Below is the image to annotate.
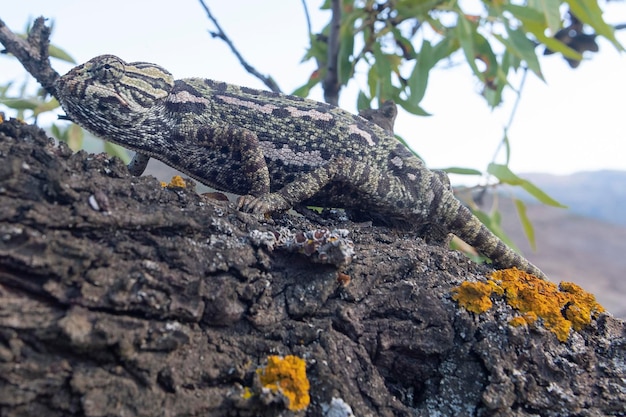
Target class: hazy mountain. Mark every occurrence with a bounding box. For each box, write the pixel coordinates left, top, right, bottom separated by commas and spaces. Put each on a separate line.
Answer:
513, 170, 626, 226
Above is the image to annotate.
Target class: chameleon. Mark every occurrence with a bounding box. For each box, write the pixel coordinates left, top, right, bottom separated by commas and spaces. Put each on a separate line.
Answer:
54, 54, 547, 279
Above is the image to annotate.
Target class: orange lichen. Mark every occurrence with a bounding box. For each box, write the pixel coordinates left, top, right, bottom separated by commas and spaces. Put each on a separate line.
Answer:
161, 175, 187, 188
257, 355, 310, 411
168, 175, 186, 188
452, 281, 494, 313
452, 268, 604, 342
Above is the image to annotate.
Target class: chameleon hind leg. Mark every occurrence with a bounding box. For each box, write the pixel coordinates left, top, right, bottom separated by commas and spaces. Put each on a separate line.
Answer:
237, 156, 412, 216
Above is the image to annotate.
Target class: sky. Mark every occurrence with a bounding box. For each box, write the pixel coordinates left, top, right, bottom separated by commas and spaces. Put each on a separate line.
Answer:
1, 0, 625, 183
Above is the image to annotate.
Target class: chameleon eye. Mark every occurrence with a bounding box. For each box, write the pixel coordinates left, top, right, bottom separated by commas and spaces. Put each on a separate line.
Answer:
91, 55, 125, 82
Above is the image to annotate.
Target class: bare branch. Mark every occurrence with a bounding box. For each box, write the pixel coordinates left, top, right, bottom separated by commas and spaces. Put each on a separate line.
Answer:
322, 0, 342, 106
197, 0, 282, 93
0, 17, 60, 96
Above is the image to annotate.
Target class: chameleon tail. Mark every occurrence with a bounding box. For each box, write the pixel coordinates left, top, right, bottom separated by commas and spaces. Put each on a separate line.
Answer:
439, 193, 548, 280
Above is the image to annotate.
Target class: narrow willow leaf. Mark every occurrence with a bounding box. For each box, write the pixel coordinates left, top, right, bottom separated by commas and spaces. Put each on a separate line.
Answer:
566, 0, 624, 50
48, 45, 76, 64
487, 163, 522, 185
408, 40, 433, 106
505, 4, 546, 25
292, 71, 321, 97
487, 163, 567, 208
66, 123, 84, 151
337, 24, 355, 85
519, 181, 567, 208
50, 124, 63, 141
456, 15, 481, 79
0, 97, 40, 111
504, 27, 544, 80
431, 36, 459, 64
520, 18, 582, 60
33, 97, 60, 116
356, 91, 370, 111
442, 167, 482, 176
527, 0, 561, 35
396, 97, 430, 116
514, 198, 536, 250
104, 141, 131, 164
471, 208, 521, 253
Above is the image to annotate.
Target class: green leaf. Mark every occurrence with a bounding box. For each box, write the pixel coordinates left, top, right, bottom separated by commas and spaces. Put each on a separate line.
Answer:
566, 0, 624, 51
471, 207, 521, 253
441, 167, 482, 176
396, 97, 430, 116
371, 45, 394, 100
389, 25, 417, 60
66, 123, 84, 151
33, 97, 60, 116
504, 4, 546, 25
503, 26, 544, 80
50, 123, 64, 141
456, 14, 482, 80
337, 18, 356, 85
408, 40, 433, 106
0, 97, 40, 111
394, 133, 423, 160
292, 71, 322, 97
502, 132, 511, 165
48, 44, 76, 64
487, 163, 567, 207
527, 0, 561, 35
356, 90, 370, 111
395, 0, 447, 18
431, 36, 459, 64
104, 141, 131, 163
518, 17, 582, 60
514, 198, 536, 250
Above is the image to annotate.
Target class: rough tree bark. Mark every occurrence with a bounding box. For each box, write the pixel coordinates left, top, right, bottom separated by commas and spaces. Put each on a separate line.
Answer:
0, 16, 625, 417
0, 118, 625, 417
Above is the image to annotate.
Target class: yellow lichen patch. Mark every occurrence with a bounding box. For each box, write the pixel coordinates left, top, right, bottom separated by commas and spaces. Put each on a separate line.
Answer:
257, 355, 310, 411
559, 281, 605, 331
452, 281, 494, 314
452, 268, 605, 342
168, 175, 186, 188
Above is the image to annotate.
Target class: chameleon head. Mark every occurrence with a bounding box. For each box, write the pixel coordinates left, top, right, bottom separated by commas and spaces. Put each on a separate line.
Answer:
55, 55, 175, 135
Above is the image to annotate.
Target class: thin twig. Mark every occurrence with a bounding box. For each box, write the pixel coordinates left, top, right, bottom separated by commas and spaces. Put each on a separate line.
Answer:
197, 0, 282, 93
301, 0, 313, 36
490, 67, 529, 166
0, 17, 59, 96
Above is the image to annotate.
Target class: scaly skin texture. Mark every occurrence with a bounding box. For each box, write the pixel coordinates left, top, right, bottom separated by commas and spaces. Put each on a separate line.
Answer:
55, 55, 547, 279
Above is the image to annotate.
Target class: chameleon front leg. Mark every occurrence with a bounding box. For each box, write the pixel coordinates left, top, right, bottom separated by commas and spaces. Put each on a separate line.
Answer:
194, 124, 272, 196
237, 163, 339, 214
127, 152, 151, 176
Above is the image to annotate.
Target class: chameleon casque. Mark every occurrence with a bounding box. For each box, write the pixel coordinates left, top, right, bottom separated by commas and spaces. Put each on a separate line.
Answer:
55, 55, 547, 279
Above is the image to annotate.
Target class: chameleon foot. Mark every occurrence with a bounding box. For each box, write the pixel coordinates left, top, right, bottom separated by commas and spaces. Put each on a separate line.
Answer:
237, 193, 290, 215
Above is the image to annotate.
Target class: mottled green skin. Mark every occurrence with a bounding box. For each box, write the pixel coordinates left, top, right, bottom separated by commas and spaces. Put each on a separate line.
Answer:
55, 55, 547, 279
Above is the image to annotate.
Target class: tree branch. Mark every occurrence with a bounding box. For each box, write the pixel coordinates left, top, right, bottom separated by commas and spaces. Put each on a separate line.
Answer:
0, 17, 59, 97
197, 0, 282, 93
322, 0, 342, 106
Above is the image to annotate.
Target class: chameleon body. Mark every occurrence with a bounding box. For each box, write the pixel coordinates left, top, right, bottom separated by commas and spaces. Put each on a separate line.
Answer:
55, 55, 547, 279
